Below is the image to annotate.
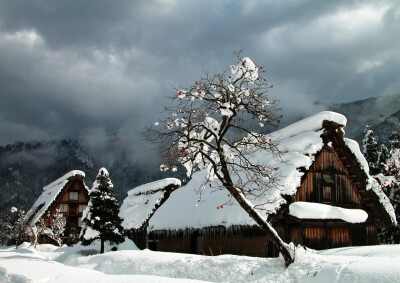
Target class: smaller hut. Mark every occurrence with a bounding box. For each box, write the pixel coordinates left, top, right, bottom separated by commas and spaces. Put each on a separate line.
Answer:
120, 178, 181, 249
25, 170, 89, 244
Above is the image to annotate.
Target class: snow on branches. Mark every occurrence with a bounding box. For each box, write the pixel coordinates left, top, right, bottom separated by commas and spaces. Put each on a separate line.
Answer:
149, 53, 284, 205
148, 52, 293, 266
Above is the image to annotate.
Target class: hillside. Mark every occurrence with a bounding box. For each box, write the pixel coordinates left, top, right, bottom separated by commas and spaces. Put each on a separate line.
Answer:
0, 139, 181, 215
326, 94, 400, 144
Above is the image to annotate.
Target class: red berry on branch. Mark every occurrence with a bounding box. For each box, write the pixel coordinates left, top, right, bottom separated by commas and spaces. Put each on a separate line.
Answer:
270, 84, 274, 88
228, 194, 231, 197
195, 81, 199, 85
274, 167, 279, 171
221, 205, 224, 209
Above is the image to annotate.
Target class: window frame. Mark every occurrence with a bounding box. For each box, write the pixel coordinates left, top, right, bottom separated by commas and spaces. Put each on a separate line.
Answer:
78, 204, 87, 213
59, 203, 69, 213
69, 191, 79, 201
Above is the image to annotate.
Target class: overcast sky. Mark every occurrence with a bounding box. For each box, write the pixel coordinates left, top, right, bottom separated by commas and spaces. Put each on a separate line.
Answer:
1, 0, 399, 165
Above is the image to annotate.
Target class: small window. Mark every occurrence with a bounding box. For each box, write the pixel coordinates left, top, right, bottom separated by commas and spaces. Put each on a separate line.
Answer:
322, 174, 334, 184
323, 186, 332, 201
78, 217, 82, 227
69, 191, 79, 201
59, 203, 69, 212
78, 204, 87, 213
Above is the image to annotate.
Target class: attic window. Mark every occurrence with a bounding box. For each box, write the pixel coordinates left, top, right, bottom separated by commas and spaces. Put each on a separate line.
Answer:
69, 191, 79, 201
322, 174, 334, 203
322, 174, 334, 184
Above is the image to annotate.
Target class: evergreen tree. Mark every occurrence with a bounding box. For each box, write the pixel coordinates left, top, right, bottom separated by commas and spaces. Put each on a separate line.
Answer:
362, 123, 379, 175
377, 144, 390, 174
378, 131, 400, 244
80, 168, 124, 253
390, 131, 400, 150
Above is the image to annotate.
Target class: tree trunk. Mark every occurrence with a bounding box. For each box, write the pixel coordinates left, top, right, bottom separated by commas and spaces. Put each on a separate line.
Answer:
100, 238, 105, 254
220, 163, 294, 267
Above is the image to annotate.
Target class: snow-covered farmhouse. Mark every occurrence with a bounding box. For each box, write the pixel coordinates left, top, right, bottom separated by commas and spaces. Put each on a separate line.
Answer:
25, 170, 89, 245
120, 111, 396, 257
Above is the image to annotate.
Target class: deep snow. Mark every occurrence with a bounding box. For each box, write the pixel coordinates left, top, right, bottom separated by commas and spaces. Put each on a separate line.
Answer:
1, 241, 400, 282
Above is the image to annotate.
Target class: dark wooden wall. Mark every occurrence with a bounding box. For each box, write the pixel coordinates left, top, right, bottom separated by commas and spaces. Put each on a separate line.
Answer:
287, 146, 378, 249
294, 147, 362, 207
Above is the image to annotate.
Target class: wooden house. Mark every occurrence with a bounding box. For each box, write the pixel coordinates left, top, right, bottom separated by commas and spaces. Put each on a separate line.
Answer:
121, 111, 396, 257
25, 170, 90, 245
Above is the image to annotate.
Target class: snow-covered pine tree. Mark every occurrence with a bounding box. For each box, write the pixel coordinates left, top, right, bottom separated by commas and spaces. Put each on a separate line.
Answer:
80, 168, 124, 253
378, 131, 400, 243
362, 123, 379, 175
377, 144, 390, 174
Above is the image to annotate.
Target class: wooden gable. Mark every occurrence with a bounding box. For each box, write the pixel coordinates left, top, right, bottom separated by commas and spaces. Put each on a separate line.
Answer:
294, 146, 362, 208
283, 120, 393, 228
36, 174, 90, 244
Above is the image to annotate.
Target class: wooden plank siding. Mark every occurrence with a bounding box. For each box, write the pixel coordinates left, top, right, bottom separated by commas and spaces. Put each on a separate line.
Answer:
283, 146, 378, 250
294, 148, 362, 207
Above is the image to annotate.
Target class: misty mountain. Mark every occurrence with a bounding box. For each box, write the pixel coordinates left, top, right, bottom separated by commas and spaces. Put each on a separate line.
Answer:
0, 139, 182, 215
1, 94, 399, 216
326, 94, 400, 145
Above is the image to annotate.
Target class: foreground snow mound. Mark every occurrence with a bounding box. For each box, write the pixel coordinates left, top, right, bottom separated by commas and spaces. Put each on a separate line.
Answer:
1, 244, 400, 282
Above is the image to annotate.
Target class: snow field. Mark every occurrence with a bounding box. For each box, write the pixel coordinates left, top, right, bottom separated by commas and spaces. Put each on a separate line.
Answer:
1, 242, 400, 282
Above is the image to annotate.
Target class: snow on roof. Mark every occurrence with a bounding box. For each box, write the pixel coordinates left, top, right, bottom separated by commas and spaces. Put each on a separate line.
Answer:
345, 138, 397, 225
120, 178, 181, 230
122, 111, 394, 231
25, 170, 86, 225
289, 202, 368, 223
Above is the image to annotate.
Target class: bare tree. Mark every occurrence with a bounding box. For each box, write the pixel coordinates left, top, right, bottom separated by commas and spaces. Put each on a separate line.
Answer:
48, 210, 66, 246
149, 52, 294, 266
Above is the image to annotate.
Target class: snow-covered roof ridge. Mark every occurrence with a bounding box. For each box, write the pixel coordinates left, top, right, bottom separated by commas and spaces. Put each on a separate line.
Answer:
26, 170, 87, 225
120, 178, 181, 230
128, 178, 181, 196
43, 170, 85, 191
269, 111, 347, 141
344, 138, 397, 225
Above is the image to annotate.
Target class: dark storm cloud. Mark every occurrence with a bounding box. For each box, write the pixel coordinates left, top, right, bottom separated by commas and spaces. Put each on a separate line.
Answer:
0, 0, 399, 167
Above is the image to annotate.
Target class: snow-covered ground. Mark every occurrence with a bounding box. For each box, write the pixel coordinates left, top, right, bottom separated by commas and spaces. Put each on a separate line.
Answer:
1, 241, 400, 282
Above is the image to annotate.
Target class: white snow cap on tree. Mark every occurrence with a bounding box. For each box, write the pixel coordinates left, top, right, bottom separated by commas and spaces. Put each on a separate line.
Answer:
99, 167, 109, 176
230, 57, 258, 82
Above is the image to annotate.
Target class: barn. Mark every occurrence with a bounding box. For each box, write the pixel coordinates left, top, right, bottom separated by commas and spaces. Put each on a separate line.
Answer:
25, 170, 90, 245
120, 111, 396, 257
